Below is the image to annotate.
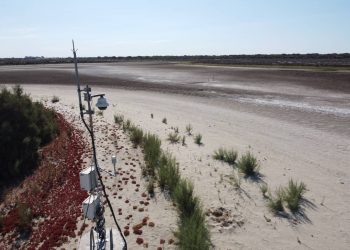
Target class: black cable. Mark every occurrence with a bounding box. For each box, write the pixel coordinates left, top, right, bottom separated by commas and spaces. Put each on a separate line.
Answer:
80, 108, 128, 250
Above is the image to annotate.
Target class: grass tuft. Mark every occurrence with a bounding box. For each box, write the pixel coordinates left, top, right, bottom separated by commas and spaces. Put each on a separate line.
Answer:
174, 179, 199, 219
182, 136, 186, 146
143, 133, 162, 177
194, 133, 203, 145
260, 183, 268, 198
186, 124, 193, 135
129, 126, 143, 148
122, 119, 131, 131
284, 179, 307, 212
96, 110, 104, 116
228, 171, 242, 190
213, 147, 237, 165
236, 152, 259, 176
167, 132, 181, 144
147, 178, 155, 197
114, 114, 124, 124
162, 117, 167, 124
267, 188, 285, 213
157, 152, 180, 194
177, 207, 210, 250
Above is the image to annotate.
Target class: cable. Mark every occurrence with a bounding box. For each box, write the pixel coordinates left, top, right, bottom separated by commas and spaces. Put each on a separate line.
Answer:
80, 105, 127, 250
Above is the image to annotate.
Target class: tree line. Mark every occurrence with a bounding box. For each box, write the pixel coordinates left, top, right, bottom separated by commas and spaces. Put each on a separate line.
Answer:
1, 53, 350, 66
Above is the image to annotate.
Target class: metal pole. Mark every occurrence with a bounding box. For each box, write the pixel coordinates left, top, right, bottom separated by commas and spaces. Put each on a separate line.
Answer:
73, 42, 106, 250
72, 40, 84, 114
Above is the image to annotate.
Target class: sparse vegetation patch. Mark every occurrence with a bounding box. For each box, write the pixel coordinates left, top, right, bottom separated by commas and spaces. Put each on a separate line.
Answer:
213, 147, 237, 165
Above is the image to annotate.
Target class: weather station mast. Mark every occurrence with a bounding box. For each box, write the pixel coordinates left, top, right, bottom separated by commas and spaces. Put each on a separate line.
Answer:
72, 41, 127, 250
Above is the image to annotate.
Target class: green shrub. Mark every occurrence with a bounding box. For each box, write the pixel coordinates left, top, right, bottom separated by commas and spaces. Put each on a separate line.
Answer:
284, 179, 307, 212
129, 126, 143, 148
194, 133, 203, 145
51, 95, 60, 103
267, 188, 285, 213
167, 132, 181, 144
174, 179, 199, 219
96, 110, 104, 116
186, 124, 193, 135
236, 152, 259, 176
177, 207, 210, 250
0, 86, 58, 186
162, 117, 167, 124
143, 133, 162, 177
114, 114, 124, 124
157, 153, 180, 194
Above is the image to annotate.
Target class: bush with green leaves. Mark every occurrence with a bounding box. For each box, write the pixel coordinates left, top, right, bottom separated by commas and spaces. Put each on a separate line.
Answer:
236, 152, 259, 176
213, 147, 237, 165
167, 132, 181, 144
114, 114, 124, 124
0, 85, 58, 186
284, 179, 307, 212
157, 153, 180, 194
129, 126, 143, 148
194, 133, 203, 145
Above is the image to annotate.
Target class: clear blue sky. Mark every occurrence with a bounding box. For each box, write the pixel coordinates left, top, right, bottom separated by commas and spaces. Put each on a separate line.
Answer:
0, 0, 349, 57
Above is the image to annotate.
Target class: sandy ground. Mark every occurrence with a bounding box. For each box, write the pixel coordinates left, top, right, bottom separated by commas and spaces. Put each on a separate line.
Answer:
6, 82, 348, 250
39, 100, 178, 249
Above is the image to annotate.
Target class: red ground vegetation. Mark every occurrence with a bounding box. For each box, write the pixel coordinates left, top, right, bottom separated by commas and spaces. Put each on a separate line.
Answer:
0, 113, 89, 249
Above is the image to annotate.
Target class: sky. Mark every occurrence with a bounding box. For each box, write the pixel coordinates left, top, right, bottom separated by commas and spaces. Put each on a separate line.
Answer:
0, 0, 349, 57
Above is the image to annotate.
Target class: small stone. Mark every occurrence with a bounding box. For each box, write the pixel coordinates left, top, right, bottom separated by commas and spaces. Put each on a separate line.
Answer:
168, 239, 174, 244
123, 230, 130, 236
160, 239, 165, 244
148, 222, 155, 227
